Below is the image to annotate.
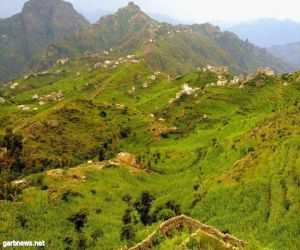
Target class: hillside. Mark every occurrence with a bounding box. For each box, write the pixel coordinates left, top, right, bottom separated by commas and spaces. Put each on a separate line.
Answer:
0, 0, 89, 82
268, 42, 300, 67
0, 49, 299, 249
0, 1, 294, 83
228, 18, 300, 47
32, 2, 294, 77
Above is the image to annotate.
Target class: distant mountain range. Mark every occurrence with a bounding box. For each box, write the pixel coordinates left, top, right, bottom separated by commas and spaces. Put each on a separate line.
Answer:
268, 42, 300, 67
0, 0, 296, 83
228, 18, 300, 47
228, 18, 300, 68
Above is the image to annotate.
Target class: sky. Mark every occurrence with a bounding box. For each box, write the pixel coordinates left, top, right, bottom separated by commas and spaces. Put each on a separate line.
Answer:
1, 0, 300, 25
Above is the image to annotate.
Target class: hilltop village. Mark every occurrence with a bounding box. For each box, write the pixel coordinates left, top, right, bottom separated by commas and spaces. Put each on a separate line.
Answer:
0, 48, 286, 114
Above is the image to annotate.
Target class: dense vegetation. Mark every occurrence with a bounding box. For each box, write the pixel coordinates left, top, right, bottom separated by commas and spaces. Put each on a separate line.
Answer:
0, 49, 299, 249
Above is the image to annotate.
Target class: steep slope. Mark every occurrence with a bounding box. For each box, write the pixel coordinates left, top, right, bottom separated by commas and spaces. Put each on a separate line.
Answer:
228, 18, 300, 47
0, 0, 89, 82
32, 2, 156, 65
268, 42, 300, 67
34, 2, 293, 76
0, 52, 299, 249
194, 23, 293, 74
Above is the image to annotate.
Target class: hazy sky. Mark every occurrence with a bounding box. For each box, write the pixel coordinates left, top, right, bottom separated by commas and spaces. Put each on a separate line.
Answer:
1, 0, 300, 24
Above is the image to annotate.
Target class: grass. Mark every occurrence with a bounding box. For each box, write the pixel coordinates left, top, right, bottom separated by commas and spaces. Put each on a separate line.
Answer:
0, 58, 299, 249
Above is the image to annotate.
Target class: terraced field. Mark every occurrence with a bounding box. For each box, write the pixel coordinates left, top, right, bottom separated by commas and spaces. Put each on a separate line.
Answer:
0, 56, 299, 249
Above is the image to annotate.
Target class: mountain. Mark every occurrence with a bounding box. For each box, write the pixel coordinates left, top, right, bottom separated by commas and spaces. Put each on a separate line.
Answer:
0, 45, 299, 249
190, 23, 292, 74
0, 0, 89, 82
228, 18, 300, 47
33, 2, 293, 77
268, 42, 300, 67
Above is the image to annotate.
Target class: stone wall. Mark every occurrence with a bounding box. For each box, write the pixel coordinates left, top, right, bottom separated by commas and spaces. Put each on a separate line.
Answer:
126, 215, 247, 250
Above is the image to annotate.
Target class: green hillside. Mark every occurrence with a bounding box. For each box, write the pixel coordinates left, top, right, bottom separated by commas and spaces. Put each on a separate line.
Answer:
0, 50, 299, 249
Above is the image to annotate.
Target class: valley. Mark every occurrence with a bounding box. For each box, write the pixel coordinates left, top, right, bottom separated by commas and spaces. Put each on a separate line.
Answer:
0, 1, 299, 250
0, 50, 299, 249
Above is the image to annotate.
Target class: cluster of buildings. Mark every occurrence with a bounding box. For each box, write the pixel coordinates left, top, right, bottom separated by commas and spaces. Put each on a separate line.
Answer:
200, 65, 229, 74
33, 90, 64, 105
169, 83, 199, 104
148, 71, 161, 81
94, 54, 140, 70
23, 71, 48, 80
84, 48, 114, 58
206, 75, 245, 88
203, 65, 277, 88
10, 82, 19, 90
15, 90, 64, 112
57, 58, 69, 65
17, 104, 37, 112
16, 90, 64, 112
257, 67, 275, 76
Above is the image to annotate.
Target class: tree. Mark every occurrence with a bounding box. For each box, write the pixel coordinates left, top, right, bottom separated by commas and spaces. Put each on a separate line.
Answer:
121, 107, 128, 115
134, 191, 155, 225
99, 110, 107, 118
0, 128, 25, 187
120, 127, 131, 138
1, 128, 23, 158
67, 211, 88, 232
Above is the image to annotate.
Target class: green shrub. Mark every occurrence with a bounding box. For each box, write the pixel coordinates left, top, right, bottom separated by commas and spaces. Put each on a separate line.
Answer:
67, 210, 88, 232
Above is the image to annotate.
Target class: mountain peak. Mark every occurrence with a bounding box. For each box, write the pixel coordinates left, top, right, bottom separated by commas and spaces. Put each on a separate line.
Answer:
0, 0, 89, 82
20, 0, 89, 33
118, 1, 141, 13
127, 1, 141, 11
22, 0, 69, 12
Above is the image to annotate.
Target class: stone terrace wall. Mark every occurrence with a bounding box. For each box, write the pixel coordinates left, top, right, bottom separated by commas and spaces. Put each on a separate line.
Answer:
127, 215, 247, 250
